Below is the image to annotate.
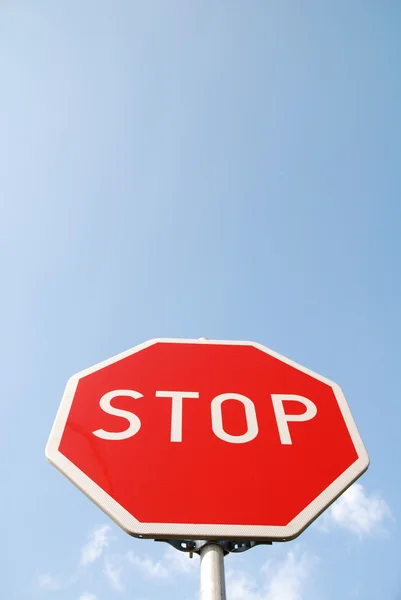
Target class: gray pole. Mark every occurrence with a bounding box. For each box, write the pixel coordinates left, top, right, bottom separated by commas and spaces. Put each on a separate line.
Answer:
200, 543, 226, 600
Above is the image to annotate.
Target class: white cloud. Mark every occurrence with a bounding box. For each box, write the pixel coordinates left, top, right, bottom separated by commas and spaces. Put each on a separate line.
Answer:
80, 525, 111, 566
104, 557, 124, 592
226, 570, 261, 600
163, 546, 199, 574
226, 548, 318, 600
38, 572, 61, 591
322, 483, 391, 537
126, 551, 169, 579
264, 549, 318, 600
125, 546, 198, 580
79, 594, 97, 600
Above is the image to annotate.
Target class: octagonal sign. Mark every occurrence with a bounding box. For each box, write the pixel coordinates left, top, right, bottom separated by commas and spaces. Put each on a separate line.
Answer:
46, 338, 369, 541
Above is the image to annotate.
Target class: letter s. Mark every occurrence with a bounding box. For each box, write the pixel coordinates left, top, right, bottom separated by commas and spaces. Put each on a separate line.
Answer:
92, 389, 142, 440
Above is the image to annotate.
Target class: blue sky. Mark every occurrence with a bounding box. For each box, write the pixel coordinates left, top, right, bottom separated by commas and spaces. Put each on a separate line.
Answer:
0, 1, 400, 599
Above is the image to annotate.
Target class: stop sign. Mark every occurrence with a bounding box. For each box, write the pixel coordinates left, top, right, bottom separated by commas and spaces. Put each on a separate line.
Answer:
46, 338, 369, 541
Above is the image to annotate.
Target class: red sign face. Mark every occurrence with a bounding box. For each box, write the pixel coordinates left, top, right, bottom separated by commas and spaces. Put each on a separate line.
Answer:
46, 339, 369, 540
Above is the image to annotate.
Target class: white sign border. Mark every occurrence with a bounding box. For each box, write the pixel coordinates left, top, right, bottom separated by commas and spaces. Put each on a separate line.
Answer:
46, 338, 369, 541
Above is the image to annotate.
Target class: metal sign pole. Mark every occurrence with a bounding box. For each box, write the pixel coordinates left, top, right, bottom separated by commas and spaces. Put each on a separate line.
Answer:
200, 543, 226, 600
159, 539, 269, 599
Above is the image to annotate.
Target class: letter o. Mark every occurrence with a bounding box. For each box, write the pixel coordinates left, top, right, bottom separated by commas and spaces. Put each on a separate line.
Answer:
211, 393, 259, 443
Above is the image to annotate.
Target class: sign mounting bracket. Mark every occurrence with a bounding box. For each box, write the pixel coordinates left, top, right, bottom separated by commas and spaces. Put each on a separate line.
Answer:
156, 539, 272, 557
